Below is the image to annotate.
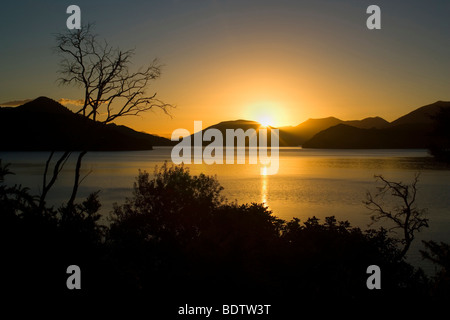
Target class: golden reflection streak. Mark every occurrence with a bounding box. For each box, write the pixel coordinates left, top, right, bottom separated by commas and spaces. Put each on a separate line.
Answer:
261, 166, 269, 208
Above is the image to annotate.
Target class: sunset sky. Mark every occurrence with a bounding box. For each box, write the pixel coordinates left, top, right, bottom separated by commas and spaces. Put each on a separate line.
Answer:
1, 0, 450, 137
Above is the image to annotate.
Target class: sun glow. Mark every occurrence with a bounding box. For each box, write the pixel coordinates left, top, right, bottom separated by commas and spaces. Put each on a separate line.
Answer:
258, 116, 273, 127
246, 101, 289, 128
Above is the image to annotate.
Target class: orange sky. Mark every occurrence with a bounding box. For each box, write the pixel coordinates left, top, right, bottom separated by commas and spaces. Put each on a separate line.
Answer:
2, 1, 450, 138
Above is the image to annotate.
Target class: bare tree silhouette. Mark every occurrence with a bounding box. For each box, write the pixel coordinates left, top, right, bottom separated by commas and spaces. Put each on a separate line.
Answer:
55, 23, 172, 123
39, 23, 172, 210
364, 173, 429, 260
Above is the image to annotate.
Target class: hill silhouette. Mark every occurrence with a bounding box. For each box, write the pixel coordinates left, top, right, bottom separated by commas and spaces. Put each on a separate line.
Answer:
180, 101, 448, 148
302, 123, 432, 148
278, 116, 390, 146
185, 117, 391, 147
303, 101, 450, 149
3, 98, 448, 150
390, 101, 450, 126
345, 116, 390, 129
186, 119, 279, 146
279, 117, 343, 146
0, 97, 174, 151
205, 119, 263, 132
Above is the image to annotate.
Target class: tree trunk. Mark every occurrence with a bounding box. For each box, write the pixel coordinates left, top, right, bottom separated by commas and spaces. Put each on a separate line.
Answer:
39, 151, 71, 212
67, 150, 87, 208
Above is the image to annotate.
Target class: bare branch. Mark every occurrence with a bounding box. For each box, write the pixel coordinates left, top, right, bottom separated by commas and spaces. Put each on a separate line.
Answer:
364, 173, 428, 260
39, 151, 71, 212
55, 24, 172, 124
52, 23, 173, 207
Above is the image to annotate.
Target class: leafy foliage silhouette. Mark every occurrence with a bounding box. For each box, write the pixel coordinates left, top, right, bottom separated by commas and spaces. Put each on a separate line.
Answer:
421, 240, 450, 298
107, 164, 429, 301
0, 160, 448, 303
0, 160, 105, 296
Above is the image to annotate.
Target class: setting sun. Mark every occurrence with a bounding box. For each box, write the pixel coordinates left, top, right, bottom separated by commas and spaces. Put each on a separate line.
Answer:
245, 101, 289, 128
258, 116, 273, 127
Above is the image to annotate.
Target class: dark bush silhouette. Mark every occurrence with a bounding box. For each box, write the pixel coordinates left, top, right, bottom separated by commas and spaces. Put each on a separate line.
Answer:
0, 159, 13, 182
0, 161, 105, 296
421, 240, 450, 298
1, 160, 448, 305
106, 164, 430, 302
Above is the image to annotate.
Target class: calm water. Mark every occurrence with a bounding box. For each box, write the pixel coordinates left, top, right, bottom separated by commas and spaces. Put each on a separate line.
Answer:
1, 148, 450, 272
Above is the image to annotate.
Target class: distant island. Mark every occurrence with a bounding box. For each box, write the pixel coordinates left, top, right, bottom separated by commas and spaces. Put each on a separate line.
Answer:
1, 97, 449, 150
0, 97, 174, 151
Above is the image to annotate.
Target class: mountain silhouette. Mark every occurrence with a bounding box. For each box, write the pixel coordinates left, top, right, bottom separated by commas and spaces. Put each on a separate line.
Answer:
303, 101, 450, 149
0, 97, 174, 151
183, 116, 391, 147
279, 117, 343, 146
16, 96, 74, 115
278, 116, 390, 146
184, 120, 278, 146
390, 101, 450, 126
205, 119, 263, 131
345, 116, 390, 129
3, 97, 448, 150
181, 101, 448, 148
302, 123, 432, 148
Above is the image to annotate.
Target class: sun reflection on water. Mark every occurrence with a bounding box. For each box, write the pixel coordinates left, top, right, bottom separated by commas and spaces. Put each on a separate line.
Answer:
261, 166, 269, 208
